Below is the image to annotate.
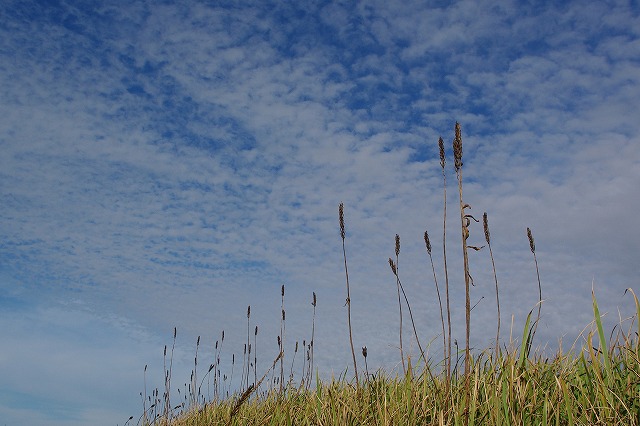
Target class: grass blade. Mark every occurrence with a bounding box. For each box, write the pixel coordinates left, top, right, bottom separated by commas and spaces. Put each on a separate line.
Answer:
592, 289, 612, 377
518, 308, 534, 370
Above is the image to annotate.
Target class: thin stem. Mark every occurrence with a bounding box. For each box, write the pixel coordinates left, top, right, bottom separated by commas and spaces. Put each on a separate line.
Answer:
453, 122, 471, 426
484, 212, 501, 361
424, 231, 446, 375
193, 335, 200, 406
388, 258, 428, 371
362, 346, 369, 383
253, 326, 258, 389
439, 135, 452, 384
246, 306, 251, 389
395, 234, 406, 374
339, 202, 359, 386
528, 227, 542, 342
309, 292, 316, 390
279, 285, 285, 393
289, 341, 299, 386
166, 327, 176, 422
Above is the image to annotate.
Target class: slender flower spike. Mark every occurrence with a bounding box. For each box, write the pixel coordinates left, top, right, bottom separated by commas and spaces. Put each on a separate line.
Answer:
362, 346, 368, 358
527, 227, 536, 253
395, 234, 400, 257
388, 258, 397, 276
439, 136, 446, 169
312, 292, 317, 307
453, 122, 463, 171
339, 203, 345, 240
424, 230, 432, 254
483, 212, 490, 244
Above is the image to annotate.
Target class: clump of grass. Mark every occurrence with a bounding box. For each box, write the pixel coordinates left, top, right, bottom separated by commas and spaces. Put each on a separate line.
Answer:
153, 295, 638, 426
226, 350, 283, 426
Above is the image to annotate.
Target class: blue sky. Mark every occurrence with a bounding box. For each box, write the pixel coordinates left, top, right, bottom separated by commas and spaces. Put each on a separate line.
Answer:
1, 0, 639, 424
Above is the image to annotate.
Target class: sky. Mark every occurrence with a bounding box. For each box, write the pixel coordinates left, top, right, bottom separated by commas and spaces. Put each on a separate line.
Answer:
1, 0, 639, 424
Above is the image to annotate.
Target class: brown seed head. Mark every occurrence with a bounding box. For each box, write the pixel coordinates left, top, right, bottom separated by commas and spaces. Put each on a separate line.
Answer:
527, 227, 536, 253
395, 234, 400, 257
453, 122, 463, 171
483, 212, 490, 244
438, 136, 445, 169
254, 325, 258, 336
281, 284, 285, 297
362, 346, 368, 358
388, 257, 397, 275
282, 309, 285, 321
247, 305, 251, 318
312, 291, 317, 307
339, 203, 345, 240
424, 230, 432, 254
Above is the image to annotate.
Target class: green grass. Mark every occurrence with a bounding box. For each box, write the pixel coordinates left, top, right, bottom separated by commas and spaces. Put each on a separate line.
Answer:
140, 294, 639, 426
132, 123, 639, 426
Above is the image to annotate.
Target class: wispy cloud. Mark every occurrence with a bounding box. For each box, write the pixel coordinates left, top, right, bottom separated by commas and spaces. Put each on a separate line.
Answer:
1, 0, 639, 424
